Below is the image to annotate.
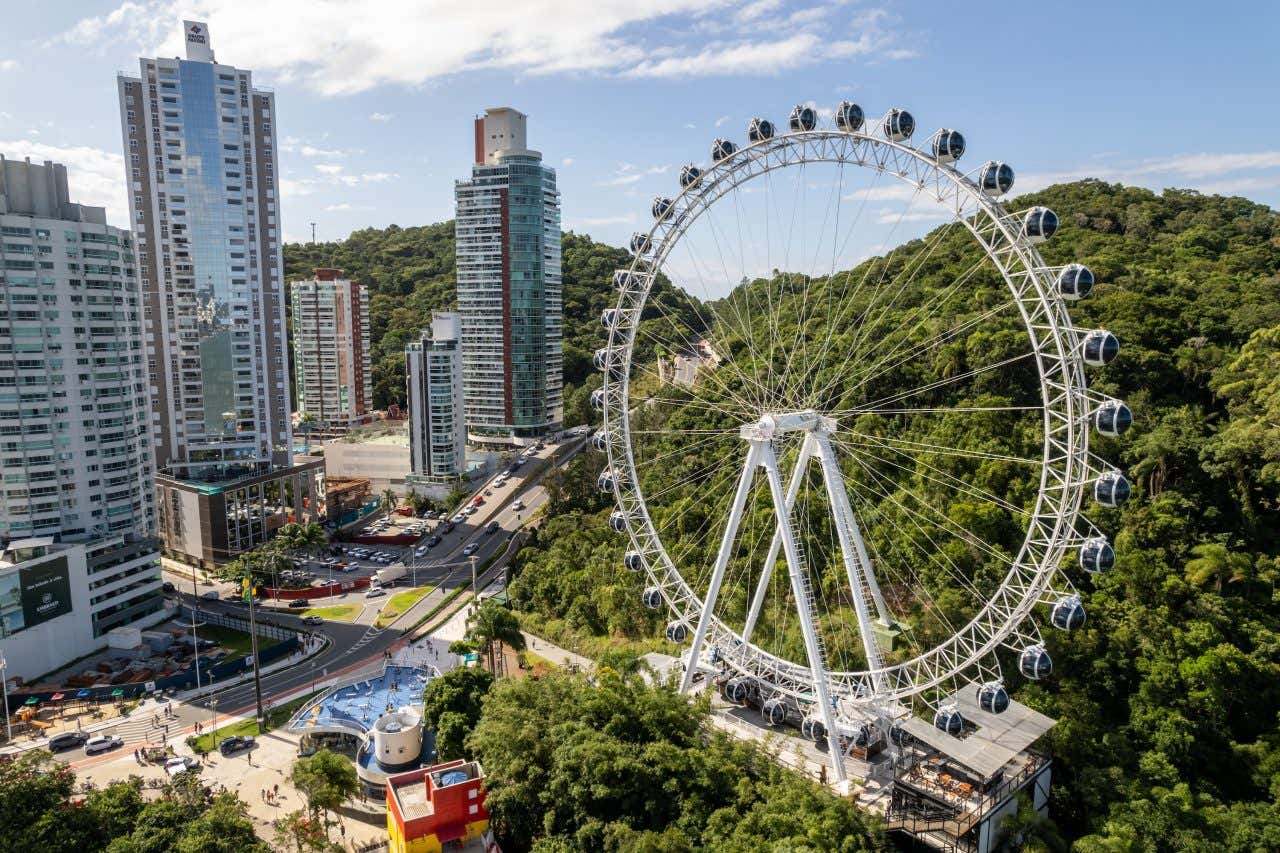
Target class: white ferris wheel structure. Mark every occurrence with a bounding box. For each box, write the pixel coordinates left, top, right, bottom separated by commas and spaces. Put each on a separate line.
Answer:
591, 101, 1130, 781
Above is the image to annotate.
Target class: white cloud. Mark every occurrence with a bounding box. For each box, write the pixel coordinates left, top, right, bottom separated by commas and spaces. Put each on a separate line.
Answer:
0, 112, 10, 120
0, 60, 18, 72
56, 1, 911, 94
314, 164, 344, 175
714, 115, 731, 127
368, 112, 394, 122
324, 202, 373, 212
299, 144, 347, 158
0, 141, 127, 224
566, 214, 637, 228
280, 169, 398, 201
561, 157, 575, 167
595, 164, 669, 187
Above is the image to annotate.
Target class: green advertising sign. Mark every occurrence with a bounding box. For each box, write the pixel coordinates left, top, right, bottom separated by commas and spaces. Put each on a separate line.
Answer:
19, 556, 72, 628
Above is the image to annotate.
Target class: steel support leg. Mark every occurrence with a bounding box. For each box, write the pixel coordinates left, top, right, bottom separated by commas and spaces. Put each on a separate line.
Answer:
814, 432, 888, 695
742, 433, 815, 647
759, 441, 847, 783
680, 441, 763, 693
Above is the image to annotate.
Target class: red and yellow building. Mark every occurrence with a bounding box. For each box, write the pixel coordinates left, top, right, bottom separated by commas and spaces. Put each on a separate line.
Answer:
387, 759, 490, 853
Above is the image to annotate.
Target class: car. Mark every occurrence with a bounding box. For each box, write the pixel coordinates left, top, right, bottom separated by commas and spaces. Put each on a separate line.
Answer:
514, 458, 527, 467
84, 734, 124, 755
462, 543, 479, 557
218, 735, 255, 756
165, 756, 200, 777
427, 535, 442, 548
442, 521, 456, 534
301, 614, 323, 626
161, 581, 176, 593
324, 557, 339, 565
535, 443, 545, 451
365, 587, 386, 598
511, 500, 525, 511
288, 598, 311, 609
486, 520, 501, 534
462, 506, 476, 517
48, 731, 89, 752
451, 513, 465, 524
200, 589, 220, 600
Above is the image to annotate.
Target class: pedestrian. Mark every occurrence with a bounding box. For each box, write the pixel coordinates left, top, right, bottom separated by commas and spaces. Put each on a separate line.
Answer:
273, 783, 279, 798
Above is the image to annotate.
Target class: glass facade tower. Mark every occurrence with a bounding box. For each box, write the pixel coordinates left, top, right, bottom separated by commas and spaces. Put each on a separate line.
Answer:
455, 108, 562, 444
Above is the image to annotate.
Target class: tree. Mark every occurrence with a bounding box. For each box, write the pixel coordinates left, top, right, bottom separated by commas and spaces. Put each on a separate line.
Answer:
273, 808, 334, 853
381, 488, 398, 513
290, 749, 360, 840
298, 411, 318, 454
466, 600, 526, 673
421, 667, 494, 759
174, 792, 270, 853
1184, 542, 1254, 592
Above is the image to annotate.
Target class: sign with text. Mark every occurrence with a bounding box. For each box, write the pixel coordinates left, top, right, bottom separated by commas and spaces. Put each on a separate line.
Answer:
1, 556, 72, 636
183, 20, 214, 62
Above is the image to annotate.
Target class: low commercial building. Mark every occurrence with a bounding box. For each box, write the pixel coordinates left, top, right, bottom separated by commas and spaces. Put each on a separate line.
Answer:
387, 759, 490, 853
0, 535, 165, 683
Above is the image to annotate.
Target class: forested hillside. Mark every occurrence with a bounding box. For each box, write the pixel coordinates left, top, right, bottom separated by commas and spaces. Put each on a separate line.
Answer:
283, 226, 699, 420
508, 180, 1280, 849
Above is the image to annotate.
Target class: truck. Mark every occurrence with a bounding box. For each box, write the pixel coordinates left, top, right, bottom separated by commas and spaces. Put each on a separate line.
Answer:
375, 564, 407, 586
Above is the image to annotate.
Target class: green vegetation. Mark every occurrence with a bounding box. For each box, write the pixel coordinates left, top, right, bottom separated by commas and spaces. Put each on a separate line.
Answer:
501, 181, 1280, 848
284, 228, 701, 416
373, 586, 432, 628
0, 750, 267, 852
186, 691, 320, 753
420, 666, 494, 761
465, 599, 526, 672
468, 669, 879, 852
290, 749, 359, 843
196, 624, 261, 657
300, 604, 360, 622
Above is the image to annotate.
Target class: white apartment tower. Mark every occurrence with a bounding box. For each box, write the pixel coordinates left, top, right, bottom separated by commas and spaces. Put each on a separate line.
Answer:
406, 312, 464, 481
290, 268, 372, 433
455, 107, 563, 444
119, 22, 323, 566
0, 156, 164, 680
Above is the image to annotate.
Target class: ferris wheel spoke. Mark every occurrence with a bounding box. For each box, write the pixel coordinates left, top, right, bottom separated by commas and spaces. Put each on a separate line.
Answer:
841, 448, 1019, 569
832, 403, 1042, 418
837, 429, 1043, 466
842, 251, 994, 393
831, 434, 1033, 518
630, 324, 763, 417
849, 350, 1039, 415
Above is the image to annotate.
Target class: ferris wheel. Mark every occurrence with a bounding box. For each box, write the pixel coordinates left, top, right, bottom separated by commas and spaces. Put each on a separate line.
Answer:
591, 101, 1129, 781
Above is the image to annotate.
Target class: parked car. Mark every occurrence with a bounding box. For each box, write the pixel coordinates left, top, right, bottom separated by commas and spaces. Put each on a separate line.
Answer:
84, 734, 124, 755
301, 614, 323, 626
200, 589, 220, 600
218, 735, 255, 756
48, 731, 89, 752
288, 598, 311, 609
462, 543, 480, 556
486, 520, 501, 534
365, 586, 386, 598
165, 756, 199, 777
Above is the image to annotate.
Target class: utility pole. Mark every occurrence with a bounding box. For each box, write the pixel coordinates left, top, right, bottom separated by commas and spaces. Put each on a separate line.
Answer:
470, 554, 478, 609
245, 571, 265, 734
190, 566, 202, 692
310, 221, 316, 244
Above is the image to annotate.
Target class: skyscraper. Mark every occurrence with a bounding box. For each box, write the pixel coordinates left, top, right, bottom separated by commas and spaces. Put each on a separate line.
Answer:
455, 107, 562, 445
406, 313, 465, 482
290, 268, 372, 434
119, 21, 323, 566
0, 155, 164, 680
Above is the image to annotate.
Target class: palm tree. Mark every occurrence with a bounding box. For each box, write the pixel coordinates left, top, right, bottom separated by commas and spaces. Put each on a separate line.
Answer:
466, 600, 526, 673
1184, 542, 1254, 592
381, 488, 398, 514
298, 411, 317, 454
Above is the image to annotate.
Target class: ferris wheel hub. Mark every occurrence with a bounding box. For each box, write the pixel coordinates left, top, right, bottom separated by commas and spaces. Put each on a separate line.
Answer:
739, 410, 835, 440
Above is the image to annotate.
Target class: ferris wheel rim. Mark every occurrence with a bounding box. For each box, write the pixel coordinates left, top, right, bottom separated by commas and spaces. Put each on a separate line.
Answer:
598, 122, 1092, 707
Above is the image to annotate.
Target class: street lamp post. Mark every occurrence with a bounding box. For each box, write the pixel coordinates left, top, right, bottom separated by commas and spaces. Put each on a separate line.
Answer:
470, 554, 478, 609
245, 572, 265, 734
208, 697, 218, 741
0, 655, 11, 743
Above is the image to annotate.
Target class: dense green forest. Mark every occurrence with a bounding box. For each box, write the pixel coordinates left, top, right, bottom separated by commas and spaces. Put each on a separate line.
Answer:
283, 226, 699, 421
506, 181, 1280, 849
422, 665, 881, 852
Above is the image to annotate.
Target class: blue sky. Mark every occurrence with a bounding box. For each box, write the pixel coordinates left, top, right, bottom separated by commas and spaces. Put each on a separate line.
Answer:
1, 1, 1277, 251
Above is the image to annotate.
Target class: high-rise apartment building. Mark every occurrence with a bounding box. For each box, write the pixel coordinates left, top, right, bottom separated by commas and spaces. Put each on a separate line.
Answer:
455, 107, 562, 445
290, 268, 372, 434
119, 21, 323, 567
0, 156, 164, 680
406, 313, 465, 482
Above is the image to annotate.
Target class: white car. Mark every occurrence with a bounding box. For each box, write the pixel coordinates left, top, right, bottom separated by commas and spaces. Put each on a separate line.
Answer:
84, 734, 124, 754
462, 543, 479, 557
415, 547, 428, 557
365, 586, 386, 598
451, 513, 465, 524
165, 756, 199, 776
511, 500, 525, 512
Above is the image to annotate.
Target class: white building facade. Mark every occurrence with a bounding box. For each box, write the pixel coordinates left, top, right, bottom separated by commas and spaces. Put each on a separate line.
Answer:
0, 156, 164, 681
406, 312, 464, 481
119, 22, 323, 566
290, 268, 372, 433
455, 107, 562, 445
